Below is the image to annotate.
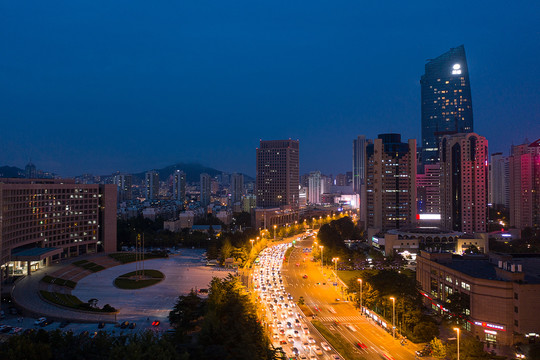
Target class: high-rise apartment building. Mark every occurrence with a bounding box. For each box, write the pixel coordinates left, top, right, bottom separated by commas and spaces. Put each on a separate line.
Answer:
145, 170, 160, 200
489, 153, 510, 209
421, 45, 473, 165
440, 133, 488, 233
256, 139, 299, 208
508, 140, 540, 229
25, 162, 37, 179
172, 170, 186, 203
308, 171, 322, 204
416, 164, 441, 215
113, 174, 133, 202
230, 173, 244, 204
0, 179, 116, 280
335, 173, 347, 187
365, 134, 417, 230
200, 173, 211, 207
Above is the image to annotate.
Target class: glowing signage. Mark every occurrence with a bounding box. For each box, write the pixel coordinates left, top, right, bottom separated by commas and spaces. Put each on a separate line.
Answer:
474, 321, 505, 331
452, 64, 462, 75
418, 214, 441, 220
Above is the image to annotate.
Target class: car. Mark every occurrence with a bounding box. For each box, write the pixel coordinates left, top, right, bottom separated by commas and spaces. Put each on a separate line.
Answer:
321, 342, 331, 351
272, 333, 279, 339
279, 340, 287, 345
286, 334, 294, 342
331, 355, 341, 360
41, 319, 53, 327
0, 325, 13, 333
307, 336, 316, 344
89, 331, 98, 339
356, 342, 368, 349
302, 341, 310, 351
292, 347, 299, 355
97, 322, 105, 329
10, 327, 23, 334
299, 355, 308, 360
120, 321, 129, 329
129, 322, 136, 329
294, 330, 300, 337
312, 346, 323, 355
34, 317, 46, 326
415, 349, 431, 357
302, 275, 308, 279
151, 320, 160, 327
335, 298, 340, 302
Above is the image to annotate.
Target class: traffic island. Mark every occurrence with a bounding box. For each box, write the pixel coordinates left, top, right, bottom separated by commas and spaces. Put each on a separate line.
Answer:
113, 269, 165, 290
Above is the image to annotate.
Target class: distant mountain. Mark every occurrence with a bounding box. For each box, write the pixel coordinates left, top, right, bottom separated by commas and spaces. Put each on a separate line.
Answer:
0, 166, 25, 178
132, 162, 254, 183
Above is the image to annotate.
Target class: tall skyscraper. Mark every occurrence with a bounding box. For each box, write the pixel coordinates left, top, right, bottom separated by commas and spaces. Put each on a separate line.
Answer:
113, 174, 133, 202
145, 170, 160, 200
308, 171, 322, 204
230, 173, 244, 204
416, 164, 441, 215
421, 45, 473, 165
508, 140, 540, 229
440, 133, 488, 233
353, 135, 368, 193
200, 173, 211, 207
489, 153, 509, 209
365, 134, 417, 230
172, 170, 186, 203
256, 139, 299, 208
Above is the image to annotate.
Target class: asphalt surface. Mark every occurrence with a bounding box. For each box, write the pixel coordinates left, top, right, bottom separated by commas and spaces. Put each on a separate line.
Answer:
281, 236, 420, 360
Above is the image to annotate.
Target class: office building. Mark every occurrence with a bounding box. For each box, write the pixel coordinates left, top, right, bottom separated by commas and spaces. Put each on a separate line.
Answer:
230, 173, 244, 204
489, 153, 510, 209
353, 135, 368, 193
421, 45, 473, 165
308, 171, 323, 204
113, 174, 133, 202
417, 251, 540, 346
256, 139, 299, 208
0, 178, 116, 282
25, 162, 37, 179
509, 139, 540, 229
440, 133, 488, 233
365, 134, 417, 231
172, 170, 186, 203
145, 170, 160, 200
200, 173, 211, 208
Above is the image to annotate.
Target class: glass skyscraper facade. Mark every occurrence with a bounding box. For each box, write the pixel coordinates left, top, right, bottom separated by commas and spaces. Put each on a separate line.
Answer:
421, 45, 473, 165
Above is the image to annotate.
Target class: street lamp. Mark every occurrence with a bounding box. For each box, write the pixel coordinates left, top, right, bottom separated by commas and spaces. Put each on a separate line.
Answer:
357, 278, 363, 314
390, 297, 396, 339
273, 225, 277, 241
332, 257, 339, 284
454, 327, 460, 360
250, 239, 255, 251
319, 246, 324, 271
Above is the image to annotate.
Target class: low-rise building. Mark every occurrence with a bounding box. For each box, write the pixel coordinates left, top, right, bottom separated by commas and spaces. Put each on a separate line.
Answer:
417, 251, 540, 346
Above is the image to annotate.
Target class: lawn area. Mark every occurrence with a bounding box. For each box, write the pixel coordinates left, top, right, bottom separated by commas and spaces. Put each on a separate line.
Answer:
71, 260, 105, 272
311, 320, 364, 360
337, 270, 365, 286
39, 291, 116, 312
108, 252, 168, 264
114, 269, 165, 290
41, 275, 77, 289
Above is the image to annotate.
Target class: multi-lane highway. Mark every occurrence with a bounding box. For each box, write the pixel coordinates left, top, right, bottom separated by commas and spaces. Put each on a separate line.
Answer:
279, 235, 419, 360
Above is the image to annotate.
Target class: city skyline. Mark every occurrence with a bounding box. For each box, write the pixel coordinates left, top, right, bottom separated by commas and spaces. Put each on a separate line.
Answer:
1, 1, 539, 177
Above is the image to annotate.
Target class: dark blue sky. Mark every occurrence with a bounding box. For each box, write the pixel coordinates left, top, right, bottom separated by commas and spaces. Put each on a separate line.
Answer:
1, 1, 539, 177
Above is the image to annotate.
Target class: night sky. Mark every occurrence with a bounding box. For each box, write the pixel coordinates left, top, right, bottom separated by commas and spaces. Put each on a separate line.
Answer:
1, 1, 539, 177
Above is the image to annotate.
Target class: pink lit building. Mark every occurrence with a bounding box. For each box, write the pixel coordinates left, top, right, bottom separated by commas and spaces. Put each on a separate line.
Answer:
440, 133, 488, 233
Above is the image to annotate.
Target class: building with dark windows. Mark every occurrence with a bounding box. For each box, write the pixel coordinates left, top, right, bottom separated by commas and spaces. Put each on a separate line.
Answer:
230, 173, 244, 205
0, 178, 116, 284
113, 173, 132, 202
200, 173, 211, 208
256, 139, 299, 209
440, 133, 488, 233
172, 170, 186, 204
144, 170, 160, 200
421, 45, 473, 165
365, 134, 416, 231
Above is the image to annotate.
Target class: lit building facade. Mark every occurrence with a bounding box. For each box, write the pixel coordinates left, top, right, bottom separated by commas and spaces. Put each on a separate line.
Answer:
417, 251, 540, 347
509, 140, 540, 229
416, 164, 441, 216
230, 173, 244, 204
172, 170, 186, 204
489, 153, 510, 209
256, 139, 299, 209
366, 133, 417, 231
308, 171, 322, 204
440, 133, 488, 233
145, 170, 160, 200
0, 179, 116, 281
421, 45, 473, 165
113, 174, 132, 202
